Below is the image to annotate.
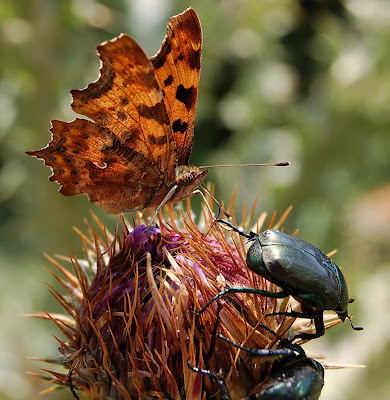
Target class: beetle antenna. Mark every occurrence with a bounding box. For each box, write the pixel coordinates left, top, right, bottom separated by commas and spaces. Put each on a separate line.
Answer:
216, 219, 254, 239
348, 315, 363, 331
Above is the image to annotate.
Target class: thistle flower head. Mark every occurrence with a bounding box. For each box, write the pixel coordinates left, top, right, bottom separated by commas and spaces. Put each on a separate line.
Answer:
31, 200, 337, 399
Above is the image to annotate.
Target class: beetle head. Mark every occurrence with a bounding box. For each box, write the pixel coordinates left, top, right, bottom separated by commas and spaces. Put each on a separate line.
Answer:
216, 219, 256, 239
246, 239, 269, 277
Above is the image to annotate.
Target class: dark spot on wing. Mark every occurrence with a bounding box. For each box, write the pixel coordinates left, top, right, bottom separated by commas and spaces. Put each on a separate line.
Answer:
117, 110, 127, 121
188, 49, 201, 70
120, 96, 130, 106
53, 137, 66, 154
172, 118, 188, 134
175, 84, 197, 111
136, 102, 169, 125
164, 75, 173, 87
148, 134, 167, 146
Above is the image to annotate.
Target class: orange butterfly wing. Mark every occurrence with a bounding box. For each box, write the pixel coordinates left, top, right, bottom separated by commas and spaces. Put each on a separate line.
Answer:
151, 7, 202, 166
27, 8, 207, 214
32, 118, 168, 213
71, 33, 178, 183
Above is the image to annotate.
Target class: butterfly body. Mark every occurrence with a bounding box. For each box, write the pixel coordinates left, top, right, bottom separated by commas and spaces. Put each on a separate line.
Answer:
95, 165, 207, 214
27, 8, 206, 214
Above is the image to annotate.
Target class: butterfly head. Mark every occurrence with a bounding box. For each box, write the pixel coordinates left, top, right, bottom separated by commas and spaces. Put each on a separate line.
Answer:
171, 165, 208, 203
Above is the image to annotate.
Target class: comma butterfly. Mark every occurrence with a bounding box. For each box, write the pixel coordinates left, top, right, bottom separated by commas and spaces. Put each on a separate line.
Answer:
27, 8, 208, 214
27, 8, 288, 216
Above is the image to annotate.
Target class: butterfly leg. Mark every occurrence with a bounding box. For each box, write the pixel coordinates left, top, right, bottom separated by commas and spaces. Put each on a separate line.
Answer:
150, 184, 178, 224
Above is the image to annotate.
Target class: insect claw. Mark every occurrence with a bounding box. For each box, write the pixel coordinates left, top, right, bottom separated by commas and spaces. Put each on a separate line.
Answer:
348, 315, 363, 331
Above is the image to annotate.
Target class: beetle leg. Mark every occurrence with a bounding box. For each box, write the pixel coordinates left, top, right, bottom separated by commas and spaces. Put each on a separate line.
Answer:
216, 333, 294, 360
187, 360, 232, 400
266, 310, 325, 341
189, 303, 232, 399
245, 323, 306, 354
291, 310, 325, 341
204, 302, 223, 367
195, 287, 290, 316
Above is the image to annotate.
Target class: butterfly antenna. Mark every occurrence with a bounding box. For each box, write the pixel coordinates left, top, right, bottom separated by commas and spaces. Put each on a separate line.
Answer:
199, 162, 290, 168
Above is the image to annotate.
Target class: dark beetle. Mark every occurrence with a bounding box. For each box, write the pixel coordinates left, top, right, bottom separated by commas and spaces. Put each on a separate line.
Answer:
218, 331, 324, 400
197, 219, 362, 341
188, 332, 324, 400
247, 352, 324, 400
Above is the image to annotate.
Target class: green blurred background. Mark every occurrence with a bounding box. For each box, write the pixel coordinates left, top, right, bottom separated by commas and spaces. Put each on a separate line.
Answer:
1, 0, 389, 398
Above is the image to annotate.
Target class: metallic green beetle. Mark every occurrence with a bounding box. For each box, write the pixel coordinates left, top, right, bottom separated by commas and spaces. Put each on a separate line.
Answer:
247, 352, 324, 400
197, 219, 362, 341
188, 332, 324, 400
